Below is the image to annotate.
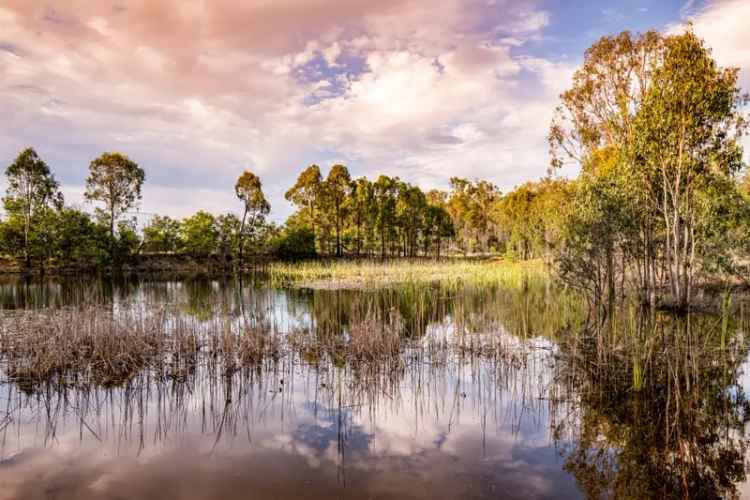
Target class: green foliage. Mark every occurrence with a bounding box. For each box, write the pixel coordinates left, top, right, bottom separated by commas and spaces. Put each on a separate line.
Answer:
179, 210, 218, 256
550, 29, 749, 308
492, 178, 570, 263
115, 219, 142, 258
143, 215, 181, 253
48, 208, 110, 264
447, 178, 501, 253
281, 168, 456, 259
235, 170, 270, 260
3, 148, 63, 266
285, 164, 322, 232
322, 164, 352, 257
85, 152, 145, 259
271, 225, 317, 261
215, 213, 241, 260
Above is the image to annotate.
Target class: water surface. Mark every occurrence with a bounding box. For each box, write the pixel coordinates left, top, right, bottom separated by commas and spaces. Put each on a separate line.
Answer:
0, 275, 748, 499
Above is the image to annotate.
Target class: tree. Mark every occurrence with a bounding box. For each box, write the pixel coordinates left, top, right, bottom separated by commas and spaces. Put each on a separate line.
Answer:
271, 225, 317, 261
323, 164, 352, 257
285, 165, 322, 242
447, 178, 501, 253
48, 208, 109, 265
3, 148, 63, 267
423, 204, 453, 258
373, 175, 399, 258
84, 152, 145, 261
549, 31, 664, 305
633, 29, 747, 309
350, 178, 375, 256
179, 211, 218, 256
215, 213, 241, 263
235, 170, 270, 261
396, 183, 427, 257
550, 29, 748, 309
143, 215, 181, 253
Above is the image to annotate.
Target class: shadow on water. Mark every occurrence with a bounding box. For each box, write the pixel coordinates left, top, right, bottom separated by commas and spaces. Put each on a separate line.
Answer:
0, 275, 749, 499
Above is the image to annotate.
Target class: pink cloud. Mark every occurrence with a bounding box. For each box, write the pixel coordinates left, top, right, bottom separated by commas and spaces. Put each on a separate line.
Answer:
0, 0, 567, 220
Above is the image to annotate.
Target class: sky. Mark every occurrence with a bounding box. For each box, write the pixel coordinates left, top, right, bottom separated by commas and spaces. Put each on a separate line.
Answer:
0, 0, 748, 222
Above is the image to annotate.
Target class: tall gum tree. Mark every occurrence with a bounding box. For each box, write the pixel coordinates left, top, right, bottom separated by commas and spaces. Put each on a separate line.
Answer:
550, 29, 748, 309
84, 152, 145, 262
3, 148, 63, 267
634, 30, 748, 309
235, 170, 270, 262
285, 165, 322, 246
324, 164, 352, 257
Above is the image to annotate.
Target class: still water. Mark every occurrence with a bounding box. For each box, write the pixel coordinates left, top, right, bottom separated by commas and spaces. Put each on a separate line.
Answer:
0, 275, 748, 499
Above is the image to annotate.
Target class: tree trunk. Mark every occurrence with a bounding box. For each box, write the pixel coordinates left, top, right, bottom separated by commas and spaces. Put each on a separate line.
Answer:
238, 207, 248, 264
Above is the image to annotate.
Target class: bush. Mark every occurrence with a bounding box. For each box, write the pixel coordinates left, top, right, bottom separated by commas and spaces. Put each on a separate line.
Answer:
271, 226, 317, 261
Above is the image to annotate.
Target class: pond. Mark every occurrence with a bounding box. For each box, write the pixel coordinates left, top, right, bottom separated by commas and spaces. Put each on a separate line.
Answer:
0, 274, 748, 499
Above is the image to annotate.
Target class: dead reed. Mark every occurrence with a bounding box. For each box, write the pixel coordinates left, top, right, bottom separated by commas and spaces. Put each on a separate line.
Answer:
0, 285, 544, 389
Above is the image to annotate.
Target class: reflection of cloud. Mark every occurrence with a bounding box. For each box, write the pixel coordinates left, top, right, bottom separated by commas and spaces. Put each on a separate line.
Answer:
0, 357, 579, 500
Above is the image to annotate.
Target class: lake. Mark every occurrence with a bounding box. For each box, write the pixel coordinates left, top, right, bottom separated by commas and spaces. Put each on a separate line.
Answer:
0, 274, 748, 499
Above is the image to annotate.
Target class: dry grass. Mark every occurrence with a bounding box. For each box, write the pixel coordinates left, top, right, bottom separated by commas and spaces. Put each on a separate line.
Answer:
0, 307, 182, 386
347, 312, 404, 362
0, 307, 281, 386
0, 296, 537, 388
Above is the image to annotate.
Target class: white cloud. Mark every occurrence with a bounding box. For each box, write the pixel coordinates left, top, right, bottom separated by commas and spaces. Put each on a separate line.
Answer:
676, 0, 750, 162
0, 1, 583, 222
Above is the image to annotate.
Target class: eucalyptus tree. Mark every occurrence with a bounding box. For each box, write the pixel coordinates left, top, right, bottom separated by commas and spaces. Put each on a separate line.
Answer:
423, 204, 454, 258
549, 31, 663, 304
373, 175, 399, 258
285, 165, 322, 241
235, 170, 270, 261
350, 177, 375, 256
84, 152, 145, 260
447, 178, 501, 253
550, 29, 748, 308
3, 148, 63, 267
323, 164, 352, 257
633, 29, 748, 309
424, 189, 453, 257
395, 183, 427, 257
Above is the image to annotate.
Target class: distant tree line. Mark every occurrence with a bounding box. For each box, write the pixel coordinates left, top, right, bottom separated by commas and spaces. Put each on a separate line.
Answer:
0, 149, 276, 269
0, 148, 557, 268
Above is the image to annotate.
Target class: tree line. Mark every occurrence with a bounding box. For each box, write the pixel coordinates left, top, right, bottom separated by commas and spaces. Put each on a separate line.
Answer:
2, 148, 555, 268
0, 149, 275, 269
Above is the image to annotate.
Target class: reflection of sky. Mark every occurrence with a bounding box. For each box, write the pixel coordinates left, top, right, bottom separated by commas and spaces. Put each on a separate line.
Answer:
0, 338, 581, 499
4, 279, 750, 497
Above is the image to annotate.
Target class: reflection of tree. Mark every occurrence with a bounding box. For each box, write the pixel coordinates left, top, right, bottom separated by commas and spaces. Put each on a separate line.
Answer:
288, 279, 582, 346
554, 311, 750, 499
181, 277, 216, 320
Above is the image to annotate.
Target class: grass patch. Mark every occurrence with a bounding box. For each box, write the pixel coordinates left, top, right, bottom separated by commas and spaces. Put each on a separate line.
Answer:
267, 258, 548, 289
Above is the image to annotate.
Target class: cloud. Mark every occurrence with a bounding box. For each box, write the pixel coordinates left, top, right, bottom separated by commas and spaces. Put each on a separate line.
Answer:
0, 1, 570, 221
675, 0, 750, 162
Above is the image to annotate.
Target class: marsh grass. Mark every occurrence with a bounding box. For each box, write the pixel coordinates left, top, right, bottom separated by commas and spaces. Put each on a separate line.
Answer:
0, 298, 538, 390
0, 269, 580, 390
267, 258, 547, 289
0, 307, 175, 387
